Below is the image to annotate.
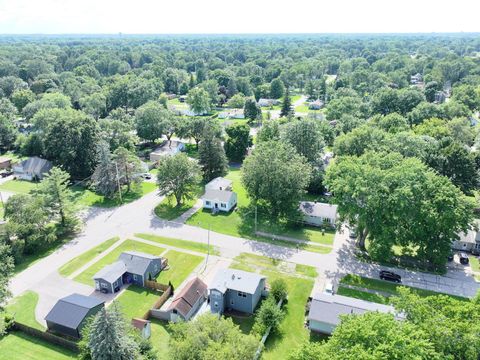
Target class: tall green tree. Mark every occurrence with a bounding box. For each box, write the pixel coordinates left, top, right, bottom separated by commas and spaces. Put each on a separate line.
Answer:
242, 141, 312, 217
0, 114, 17, 151
91, 141, 118, 198
34, 167, 78, 230
86, 302, 139, 360
280, 87, 293, 117
270, 78, 285, 99
186, 87, 211, 115
224, 123, 252, 163
113, 147, 143, 192
243, 97, 262, 122
198, 126, 228, 182
169, 313, 258, 360
0, 243, 13, 310
156, 153, 201, 206
135, 101, 170, 142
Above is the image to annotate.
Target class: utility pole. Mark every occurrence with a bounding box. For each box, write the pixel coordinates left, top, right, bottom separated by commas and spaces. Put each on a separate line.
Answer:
254, 205, 258, 234
115, 162, 122, 203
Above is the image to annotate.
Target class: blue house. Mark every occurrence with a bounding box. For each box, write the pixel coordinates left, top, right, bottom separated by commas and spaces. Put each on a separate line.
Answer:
93, 251, 165, 293
209, 269, 267, 315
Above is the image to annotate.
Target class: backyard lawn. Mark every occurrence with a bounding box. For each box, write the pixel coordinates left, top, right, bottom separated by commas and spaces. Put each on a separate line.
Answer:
134, 233, 219, 255
116, 285, 163, 319
74, 240, 165, 285
186, 167, 333, 253
156, 250, 204, 288
0, 332, 76, 360
58, 237, 120, 277
5, 291, 44, 330
150, 318, 171, 359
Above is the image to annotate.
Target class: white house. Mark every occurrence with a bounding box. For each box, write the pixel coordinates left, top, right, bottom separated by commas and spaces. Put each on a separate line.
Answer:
452, 225, 480, 254
202, 177, 237, 212
258, 98, 279, 107
308, 293, 402, 335
299, 201, 338, 228
218, 109, 245, 119
149, 140, 185, 162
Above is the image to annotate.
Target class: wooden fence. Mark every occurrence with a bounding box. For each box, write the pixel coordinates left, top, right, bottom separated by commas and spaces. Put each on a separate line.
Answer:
12, 322, 79, 352
139, 284, 173, 320
145, 280, 170, 292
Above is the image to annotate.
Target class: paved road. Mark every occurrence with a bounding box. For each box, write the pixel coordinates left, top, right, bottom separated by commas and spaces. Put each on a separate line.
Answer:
9, 190, 480, 300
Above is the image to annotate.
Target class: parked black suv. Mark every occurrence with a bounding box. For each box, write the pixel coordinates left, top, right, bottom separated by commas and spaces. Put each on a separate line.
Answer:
379, 270, 401, 283
459, 252, 469, 265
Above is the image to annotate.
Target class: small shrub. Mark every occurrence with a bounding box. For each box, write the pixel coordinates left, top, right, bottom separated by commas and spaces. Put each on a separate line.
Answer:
252, 296, 284, 335
270, 278, 288, 303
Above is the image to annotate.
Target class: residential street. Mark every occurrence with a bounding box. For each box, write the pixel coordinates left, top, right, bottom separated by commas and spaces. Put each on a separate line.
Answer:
9, 190, 480, 299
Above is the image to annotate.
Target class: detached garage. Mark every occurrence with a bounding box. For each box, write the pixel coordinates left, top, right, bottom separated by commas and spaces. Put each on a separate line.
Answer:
45, 294, 104, 339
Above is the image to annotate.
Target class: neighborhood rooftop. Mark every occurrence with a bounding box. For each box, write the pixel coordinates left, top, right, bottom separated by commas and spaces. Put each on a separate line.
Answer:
118, 251, 162, 275
202, 189, 235, 203
210, 268, 266, 294
300, 201, 338, 218
308, 293, 398, 326
206, 177, 232, 190
44, 294, 104, 330
92, 260, 126, 282
168, 277, 207, 318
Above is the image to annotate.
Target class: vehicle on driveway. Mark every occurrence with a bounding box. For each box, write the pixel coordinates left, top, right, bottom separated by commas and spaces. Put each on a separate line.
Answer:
459, 252, 469, 265
379, 270, 401, 283
141, 173, 152, 180
0, 171, 12, 178
323, 281, 334, 295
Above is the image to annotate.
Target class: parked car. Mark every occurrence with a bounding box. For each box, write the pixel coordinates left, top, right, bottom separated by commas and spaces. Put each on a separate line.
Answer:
379, 270, 401, 283
323, 281, 334, 295
447, 252, 454, 262
100, 288, 108, 294
140, 173, 152, 180
0, 171, 12, 178
459, 252, 469, 265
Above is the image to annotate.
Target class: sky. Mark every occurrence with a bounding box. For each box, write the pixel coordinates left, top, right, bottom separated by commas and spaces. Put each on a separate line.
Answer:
0, 0, 479, 34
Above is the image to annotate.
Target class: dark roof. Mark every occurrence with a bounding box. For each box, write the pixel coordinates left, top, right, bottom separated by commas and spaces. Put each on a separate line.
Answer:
17, 156, 52, 175
92, 261, 126, 283
308, 293, 396, 326
168, 277, 207, 318
118, 251, 161, 275
45, 294, 104, 330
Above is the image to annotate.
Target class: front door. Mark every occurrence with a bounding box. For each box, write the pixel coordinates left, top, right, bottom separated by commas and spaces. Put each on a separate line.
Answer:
95, 281, 100, 290
215, 203, 218, 209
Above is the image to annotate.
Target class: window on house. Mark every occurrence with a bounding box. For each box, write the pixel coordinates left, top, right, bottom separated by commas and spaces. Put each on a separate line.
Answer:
101, 283, 107, 288
206, 201, 211, 206
133, 274, 138, 281
221, 203, 226, 208
237, 291, 247, 298
323, 217, 331, 223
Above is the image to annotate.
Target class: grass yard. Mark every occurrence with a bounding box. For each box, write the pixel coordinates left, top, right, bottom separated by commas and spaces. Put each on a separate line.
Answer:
5, 291, 44, 330
336, 286, 389, 304
134, 233, 219, 255
58, 237, 120, 277
469, 255, 480, 272
156, 250, 204, 288
295, 264, 318, 278
0, 332, 76, 360
154, 186, 202, 221
187, 167, 333, 254
183, 143, 199, 159
340, 274, 468, 301
72, 182, 156, 208
262, 271, 315, 360
150, 318, 171, 359
74, 240, 165, 285
116, 285, 163, 319
0, 179, 38, 194
294, 103, 322, 113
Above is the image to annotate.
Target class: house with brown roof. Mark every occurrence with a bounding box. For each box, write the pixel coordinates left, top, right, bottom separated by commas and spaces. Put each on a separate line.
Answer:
168, 277, 208, 322
131, 318, 151, 339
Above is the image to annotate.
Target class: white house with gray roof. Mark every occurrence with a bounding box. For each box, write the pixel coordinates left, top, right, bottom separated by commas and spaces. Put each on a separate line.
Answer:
93, 251, 165, 293
308, 293, 402, 335
209, 269, 267, 315
13, 156, 52, 181
202, 177, 237, 212
299, 201, 338, 228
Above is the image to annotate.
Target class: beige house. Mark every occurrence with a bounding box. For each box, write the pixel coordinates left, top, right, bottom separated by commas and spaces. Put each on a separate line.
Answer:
299, 201, 338, 228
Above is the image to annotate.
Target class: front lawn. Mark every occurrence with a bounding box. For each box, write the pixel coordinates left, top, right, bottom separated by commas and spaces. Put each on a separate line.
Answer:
74, 240, 166, 285
340, 274, 468, 301
72, 182, 156, 208
5, 291, 44, 330
116, 285, 163, 319
156, 250, 204, 288
469, 255, 480, 272
187, 167, 333, 253
0, 179, 38, 194
154, 186, 201, 221
134, 233, 219, 255
0, 332, 76, 360
58, 237, 120, 277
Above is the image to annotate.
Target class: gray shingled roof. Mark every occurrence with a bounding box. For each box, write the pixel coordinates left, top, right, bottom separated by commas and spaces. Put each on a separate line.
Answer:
202, 189, 235, 203
45, 294, 104, 330
308, 293, 396, 325
18, 156, 52, 175
118, 251, 161, 275
210, 269, 265, 294
299, 201, 338, 218
205, 177, 232, 191
92, 261, 126, 282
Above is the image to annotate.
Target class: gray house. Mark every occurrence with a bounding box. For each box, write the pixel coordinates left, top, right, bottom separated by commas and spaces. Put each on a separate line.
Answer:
452, 226, 480, 254
168, 277, 208, 322
45, 294, 104, 339
299, 201, 338, 228
93, 251, 165, 293
13, 156, 52, 181
209, 269, 267, 315
308, 293, 401, 335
